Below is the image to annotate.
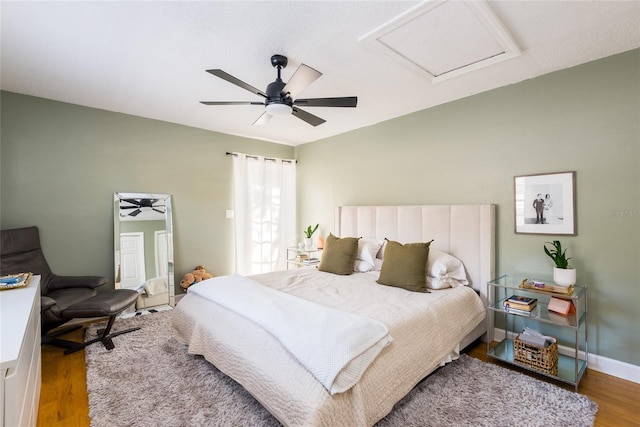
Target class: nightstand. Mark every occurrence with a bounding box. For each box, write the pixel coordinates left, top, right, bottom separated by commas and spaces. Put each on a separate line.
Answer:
486, 274, 588, 390
286, 246, 322, 269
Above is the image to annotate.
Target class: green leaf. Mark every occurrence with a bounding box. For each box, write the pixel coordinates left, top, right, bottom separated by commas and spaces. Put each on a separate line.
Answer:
544, 240, 571, 269
304, 224, 319, 238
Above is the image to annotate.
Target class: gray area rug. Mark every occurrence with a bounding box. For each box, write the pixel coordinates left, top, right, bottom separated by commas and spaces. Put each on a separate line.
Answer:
85, 311, 597, 427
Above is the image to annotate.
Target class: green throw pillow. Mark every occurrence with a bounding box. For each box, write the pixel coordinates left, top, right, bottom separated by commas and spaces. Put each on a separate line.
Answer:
377, 239, 433, 292
318, 234, 359, 275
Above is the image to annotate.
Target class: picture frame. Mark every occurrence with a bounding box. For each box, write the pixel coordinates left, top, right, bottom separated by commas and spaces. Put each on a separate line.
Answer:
514, 171, 576, 235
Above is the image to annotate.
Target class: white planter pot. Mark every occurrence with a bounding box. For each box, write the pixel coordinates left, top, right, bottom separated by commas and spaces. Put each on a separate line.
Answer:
553, 267, 576, 287
304, 237, 314, 250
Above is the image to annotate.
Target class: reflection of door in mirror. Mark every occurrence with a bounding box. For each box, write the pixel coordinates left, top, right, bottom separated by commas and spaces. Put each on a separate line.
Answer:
114, 192, 175, 310
120, 232, 146, 288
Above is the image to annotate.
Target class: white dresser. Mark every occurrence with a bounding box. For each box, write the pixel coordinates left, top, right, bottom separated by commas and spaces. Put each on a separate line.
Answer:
0, 275, 41, 427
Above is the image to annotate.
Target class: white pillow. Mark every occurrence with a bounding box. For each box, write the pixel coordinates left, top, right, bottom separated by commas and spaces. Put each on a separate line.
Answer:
427, 276, 467, 289
426, 249, 468, 289
354, 238, 383, 272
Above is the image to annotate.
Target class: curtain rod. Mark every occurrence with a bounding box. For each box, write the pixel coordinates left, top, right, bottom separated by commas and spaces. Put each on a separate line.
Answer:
226, 152, 296, 163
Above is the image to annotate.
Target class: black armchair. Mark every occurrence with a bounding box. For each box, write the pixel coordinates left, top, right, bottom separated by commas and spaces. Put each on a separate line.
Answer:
1, 226, 140, 354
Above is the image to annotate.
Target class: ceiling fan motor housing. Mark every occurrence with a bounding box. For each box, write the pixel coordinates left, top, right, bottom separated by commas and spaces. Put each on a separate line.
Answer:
266, 79, 292, 106
265, 79, 293, 114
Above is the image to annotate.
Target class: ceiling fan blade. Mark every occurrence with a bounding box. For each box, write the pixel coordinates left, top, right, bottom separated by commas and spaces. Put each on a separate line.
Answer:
252, 111, 273, 126
282, 64, 322, 99
206, 69, 268, 98
292, 107, 326, 127
152, 208, 166, 214
129, 209, 142, 217
120, 206, 141, 210
294, 97, 358, 108
200, 101, 265, 106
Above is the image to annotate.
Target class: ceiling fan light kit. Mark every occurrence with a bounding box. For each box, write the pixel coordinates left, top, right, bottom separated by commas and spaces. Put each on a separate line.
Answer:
265, 103, 293, 116
200, 54, 357, 127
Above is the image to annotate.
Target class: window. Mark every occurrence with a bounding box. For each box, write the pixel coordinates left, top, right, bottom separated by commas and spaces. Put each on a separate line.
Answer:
232, 153, 296, 274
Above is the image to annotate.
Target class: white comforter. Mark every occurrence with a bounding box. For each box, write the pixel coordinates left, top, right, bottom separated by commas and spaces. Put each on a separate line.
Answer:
172, 267, 485, 427
187, 274, 392, 394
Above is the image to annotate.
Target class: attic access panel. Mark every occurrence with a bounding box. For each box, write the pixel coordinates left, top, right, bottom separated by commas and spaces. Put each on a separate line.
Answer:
360, 0, 520, 83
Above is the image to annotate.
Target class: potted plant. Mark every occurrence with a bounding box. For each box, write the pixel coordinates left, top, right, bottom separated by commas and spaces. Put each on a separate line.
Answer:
303, 224, 319, 250
544, 240, 576, 287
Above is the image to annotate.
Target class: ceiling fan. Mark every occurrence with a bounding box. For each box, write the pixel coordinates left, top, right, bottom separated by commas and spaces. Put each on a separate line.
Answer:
200, 54, 357, 127
120, 198, 166, 217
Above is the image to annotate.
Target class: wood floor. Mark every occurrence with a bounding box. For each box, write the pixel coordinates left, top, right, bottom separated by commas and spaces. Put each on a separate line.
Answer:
37, 328, 640, 427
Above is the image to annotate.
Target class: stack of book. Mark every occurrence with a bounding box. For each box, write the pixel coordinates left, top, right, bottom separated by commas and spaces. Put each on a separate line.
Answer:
503, 294, 538, 316
302, 257, 320, 266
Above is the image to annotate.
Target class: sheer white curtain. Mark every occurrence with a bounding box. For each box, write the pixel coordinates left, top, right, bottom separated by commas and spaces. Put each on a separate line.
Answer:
232, 153, 296, 275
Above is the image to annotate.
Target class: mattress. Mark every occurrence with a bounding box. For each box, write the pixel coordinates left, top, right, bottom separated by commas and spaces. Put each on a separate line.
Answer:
172, 266, 486, 426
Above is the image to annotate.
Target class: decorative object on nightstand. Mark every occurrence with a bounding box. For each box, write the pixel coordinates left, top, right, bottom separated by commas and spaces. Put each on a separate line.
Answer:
303, 224, 319, 249
486, 275, 588, 391
503, 294, 538, 316
514, 327, 559, 376
519, 278, 574, 295
548, 296, 576, 315
544, 240, 576, 287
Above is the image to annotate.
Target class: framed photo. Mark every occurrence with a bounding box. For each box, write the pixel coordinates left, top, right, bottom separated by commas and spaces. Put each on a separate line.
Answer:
514, 171, 576, 235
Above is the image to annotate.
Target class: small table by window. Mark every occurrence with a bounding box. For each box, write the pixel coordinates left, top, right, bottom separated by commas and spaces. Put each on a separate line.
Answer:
286, 247, 323, 269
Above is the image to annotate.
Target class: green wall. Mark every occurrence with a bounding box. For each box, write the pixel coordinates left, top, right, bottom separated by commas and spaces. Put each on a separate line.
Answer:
1, 49, 638, 366
0, 92, 294, 295
295, 49, 640, 365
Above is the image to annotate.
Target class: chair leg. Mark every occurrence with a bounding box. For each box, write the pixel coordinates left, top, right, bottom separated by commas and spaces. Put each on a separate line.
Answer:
91, 315, 140, 352
44, 324, 84, 338
63, 315, 140, 355
41, 315, 140, 355
41, 324, 85, 349
42, 335, 82, 350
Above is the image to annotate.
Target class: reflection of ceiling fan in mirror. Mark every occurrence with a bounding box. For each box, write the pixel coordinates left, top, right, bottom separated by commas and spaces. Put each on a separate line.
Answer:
119, 198, 166, 217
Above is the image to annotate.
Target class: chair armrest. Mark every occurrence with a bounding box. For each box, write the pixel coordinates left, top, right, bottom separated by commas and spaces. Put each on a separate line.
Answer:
47, 274, 107, 291
41, 296, 57, 312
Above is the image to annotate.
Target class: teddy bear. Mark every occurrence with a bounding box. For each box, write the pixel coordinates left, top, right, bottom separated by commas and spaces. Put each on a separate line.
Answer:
179, 265, 213, 290
179, 273, 196, 290
192, 265, 213, 281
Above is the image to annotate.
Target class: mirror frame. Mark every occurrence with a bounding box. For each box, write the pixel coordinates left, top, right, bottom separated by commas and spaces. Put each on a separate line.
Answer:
114, 192, 175, 306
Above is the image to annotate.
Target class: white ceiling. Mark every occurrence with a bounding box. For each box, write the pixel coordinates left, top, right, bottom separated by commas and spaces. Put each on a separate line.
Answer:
2, 1, 639, 146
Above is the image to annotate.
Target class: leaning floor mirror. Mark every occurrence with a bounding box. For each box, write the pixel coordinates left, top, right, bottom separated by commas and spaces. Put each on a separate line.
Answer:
114, 192, 175, 309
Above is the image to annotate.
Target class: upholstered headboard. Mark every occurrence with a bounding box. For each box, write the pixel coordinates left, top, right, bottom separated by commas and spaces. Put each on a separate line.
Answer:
334, 204, 495, 302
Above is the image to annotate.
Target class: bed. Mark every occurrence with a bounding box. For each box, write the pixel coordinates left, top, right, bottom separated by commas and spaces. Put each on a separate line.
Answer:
172, 204, 495, 426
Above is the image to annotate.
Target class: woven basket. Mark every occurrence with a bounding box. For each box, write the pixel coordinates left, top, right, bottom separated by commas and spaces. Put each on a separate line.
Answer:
514, 333, 558, 375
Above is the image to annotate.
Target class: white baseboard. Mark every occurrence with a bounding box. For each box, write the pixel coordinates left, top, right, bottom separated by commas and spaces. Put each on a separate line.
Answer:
492, 328, 640, 384
586, 351, 640, 384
